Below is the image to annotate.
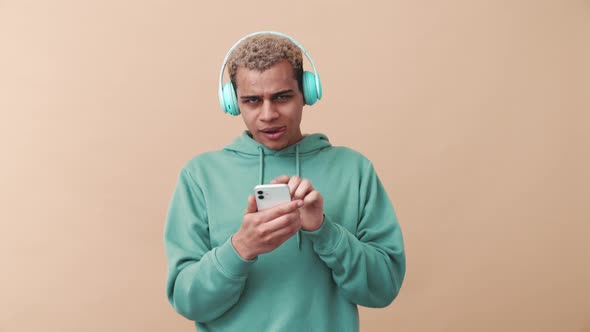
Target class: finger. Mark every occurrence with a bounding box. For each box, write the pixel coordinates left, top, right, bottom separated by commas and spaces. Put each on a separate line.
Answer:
259, 226, 299, 249
245, 195, 258, 214
303, 190, 323, 207
287, 176, 302, 198
294, 178, 314, 200
258, 199, 303, 222
270, 175, 290, 184
261, 211, 302, 234
266, 223, 301, 242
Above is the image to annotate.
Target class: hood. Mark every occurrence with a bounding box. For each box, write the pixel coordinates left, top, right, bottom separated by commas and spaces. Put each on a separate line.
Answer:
224, 131, 332, 157
224, 131, 332, 185
223, 130, 331, 184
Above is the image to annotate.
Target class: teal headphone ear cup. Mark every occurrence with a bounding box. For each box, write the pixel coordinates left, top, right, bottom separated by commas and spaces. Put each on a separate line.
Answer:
315, 73, 322, 99
302, 71, 319, 105
222, 82, 240, 116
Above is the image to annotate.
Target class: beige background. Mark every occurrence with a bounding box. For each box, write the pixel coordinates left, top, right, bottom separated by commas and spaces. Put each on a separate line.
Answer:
1, 0, 589, 331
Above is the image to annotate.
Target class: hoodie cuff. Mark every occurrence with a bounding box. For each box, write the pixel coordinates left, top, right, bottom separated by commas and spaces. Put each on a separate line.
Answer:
214, 236, 257, 280
301, 215, 344, 254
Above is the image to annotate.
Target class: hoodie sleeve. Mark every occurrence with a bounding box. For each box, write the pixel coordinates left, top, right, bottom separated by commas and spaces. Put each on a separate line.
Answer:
302, 160, 406, 308
164, 167, 256, 322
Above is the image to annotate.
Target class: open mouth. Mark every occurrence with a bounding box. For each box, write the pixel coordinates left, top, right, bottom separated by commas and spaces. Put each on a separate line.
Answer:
259, 127, 286, 139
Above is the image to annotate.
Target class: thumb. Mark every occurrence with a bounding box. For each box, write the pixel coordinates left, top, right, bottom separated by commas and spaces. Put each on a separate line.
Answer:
245, 195, 258, 214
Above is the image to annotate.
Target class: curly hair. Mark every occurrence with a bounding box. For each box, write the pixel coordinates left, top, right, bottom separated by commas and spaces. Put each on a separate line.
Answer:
227, 34, 304, 92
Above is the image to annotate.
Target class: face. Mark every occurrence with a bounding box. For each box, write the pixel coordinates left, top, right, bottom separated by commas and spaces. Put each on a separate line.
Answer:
235, 60, 305, 150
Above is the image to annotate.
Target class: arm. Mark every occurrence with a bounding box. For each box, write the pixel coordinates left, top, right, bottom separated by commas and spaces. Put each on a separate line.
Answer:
302, 161, 406, 308
164, 168, 256, 322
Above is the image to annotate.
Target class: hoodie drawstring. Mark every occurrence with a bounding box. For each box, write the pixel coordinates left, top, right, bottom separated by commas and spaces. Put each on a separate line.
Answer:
295, 144, 301, 250
295, 144, 300, 177
258, 146, 264, 185
257, 144, 302, 251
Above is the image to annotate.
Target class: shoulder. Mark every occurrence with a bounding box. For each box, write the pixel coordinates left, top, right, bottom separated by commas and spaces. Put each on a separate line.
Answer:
181, 149, 229, 175
322, 145, 372, 168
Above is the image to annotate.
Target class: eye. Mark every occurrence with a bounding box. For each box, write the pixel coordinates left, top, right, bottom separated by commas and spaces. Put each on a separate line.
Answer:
243, 97, 260, 104
275, 94, 292, 101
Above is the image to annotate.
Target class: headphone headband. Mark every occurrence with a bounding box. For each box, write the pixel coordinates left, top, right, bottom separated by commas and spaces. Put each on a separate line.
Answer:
218, 31, 322, 113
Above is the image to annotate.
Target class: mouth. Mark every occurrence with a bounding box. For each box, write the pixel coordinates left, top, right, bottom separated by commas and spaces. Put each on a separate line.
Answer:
259, 126, 286, 140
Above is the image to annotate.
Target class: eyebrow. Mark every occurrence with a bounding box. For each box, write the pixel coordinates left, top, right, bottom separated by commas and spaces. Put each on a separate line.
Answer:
240, 89, 294, 100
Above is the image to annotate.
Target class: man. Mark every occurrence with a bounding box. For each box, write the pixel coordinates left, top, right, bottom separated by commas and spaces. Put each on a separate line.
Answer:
164, 31, 405, 331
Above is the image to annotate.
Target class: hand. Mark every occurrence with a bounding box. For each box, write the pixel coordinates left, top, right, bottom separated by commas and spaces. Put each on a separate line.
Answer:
271, 175, 324, 232
232, 195, 303, 260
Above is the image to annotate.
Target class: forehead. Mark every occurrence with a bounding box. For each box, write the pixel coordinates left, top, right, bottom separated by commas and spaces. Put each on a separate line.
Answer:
235, 61, 298, 96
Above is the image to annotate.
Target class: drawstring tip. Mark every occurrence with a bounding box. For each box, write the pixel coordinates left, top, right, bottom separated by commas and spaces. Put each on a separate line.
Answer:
296, 231, 301, 250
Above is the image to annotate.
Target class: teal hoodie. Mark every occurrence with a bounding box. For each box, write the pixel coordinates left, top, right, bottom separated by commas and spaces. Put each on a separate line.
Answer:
164, 132, 405, 331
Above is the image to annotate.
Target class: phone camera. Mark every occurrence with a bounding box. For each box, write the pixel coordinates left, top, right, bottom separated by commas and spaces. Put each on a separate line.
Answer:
258, 195, 264, 199
257, 191, 263, 195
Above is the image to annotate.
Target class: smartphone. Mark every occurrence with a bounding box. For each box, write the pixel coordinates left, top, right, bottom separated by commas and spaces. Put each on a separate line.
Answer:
254, 184, 291, 211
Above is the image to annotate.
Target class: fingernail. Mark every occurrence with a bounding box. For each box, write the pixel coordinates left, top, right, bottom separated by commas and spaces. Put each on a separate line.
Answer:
297, 200, 304, 207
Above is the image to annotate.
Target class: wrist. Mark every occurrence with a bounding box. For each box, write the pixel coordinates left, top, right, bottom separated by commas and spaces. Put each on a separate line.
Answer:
303, 214, 325, 232
231, 233, 256, 260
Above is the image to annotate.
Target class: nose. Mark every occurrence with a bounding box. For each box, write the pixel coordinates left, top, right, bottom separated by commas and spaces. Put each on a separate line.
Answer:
259, 100, 279, 121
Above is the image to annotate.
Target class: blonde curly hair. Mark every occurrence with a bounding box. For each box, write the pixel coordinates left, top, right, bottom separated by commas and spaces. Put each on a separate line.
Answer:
227, 34, 304, 92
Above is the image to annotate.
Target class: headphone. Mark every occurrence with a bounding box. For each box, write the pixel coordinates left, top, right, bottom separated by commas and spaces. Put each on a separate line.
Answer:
218, 31, 323, 116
